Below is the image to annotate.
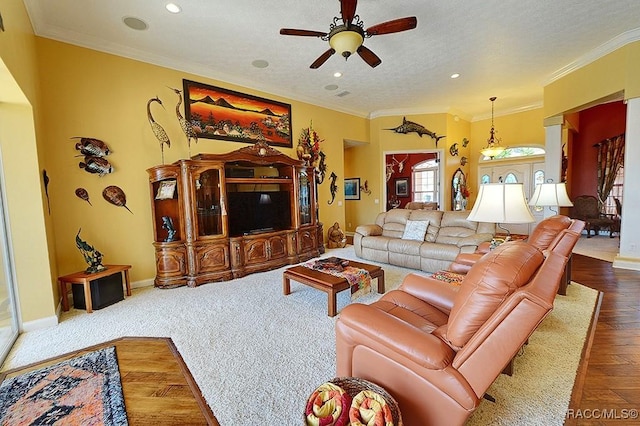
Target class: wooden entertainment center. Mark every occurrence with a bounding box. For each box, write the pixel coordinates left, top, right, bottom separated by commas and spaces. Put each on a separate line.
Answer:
147, 141, 323, 288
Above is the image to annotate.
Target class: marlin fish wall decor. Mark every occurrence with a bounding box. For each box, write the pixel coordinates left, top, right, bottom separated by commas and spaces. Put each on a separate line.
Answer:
386, 117, 446, 146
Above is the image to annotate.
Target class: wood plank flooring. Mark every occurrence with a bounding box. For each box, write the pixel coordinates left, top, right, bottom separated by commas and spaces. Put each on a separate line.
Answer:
0, 337, 219, 426
567, 254, 640, 426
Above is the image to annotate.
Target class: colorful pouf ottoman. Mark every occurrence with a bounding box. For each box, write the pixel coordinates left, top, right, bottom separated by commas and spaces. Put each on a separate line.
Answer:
305, 377, 402, 426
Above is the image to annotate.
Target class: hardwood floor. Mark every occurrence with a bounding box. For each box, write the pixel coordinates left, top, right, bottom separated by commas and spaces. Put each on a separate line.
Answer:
567, 254, 640, 426
0, 337, 219, 426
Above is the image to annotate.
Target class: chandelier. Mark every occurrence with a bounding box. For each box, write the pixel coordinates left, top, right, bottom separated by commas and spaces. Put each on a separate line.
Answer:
480, 96, 506, 159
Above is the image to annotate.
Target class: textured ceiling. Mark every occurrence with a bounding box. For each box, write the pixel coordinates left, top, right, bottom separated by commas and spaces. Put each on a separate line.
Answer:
23, 0, 640, 119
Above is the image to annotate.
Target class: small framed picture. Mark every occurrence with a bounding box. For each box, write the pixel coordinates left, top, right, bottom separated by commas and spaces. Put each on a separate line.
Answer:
155, 180, 177, 200
395, 178, 409, 198
344, 178, 361, 200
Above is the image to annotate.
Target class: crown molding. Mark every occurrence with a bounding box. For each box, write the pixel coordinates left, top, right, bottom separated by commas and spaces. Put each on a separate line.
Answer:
471, 101, 544, 122
369, 106, 471, 121
544, 27, 640, 85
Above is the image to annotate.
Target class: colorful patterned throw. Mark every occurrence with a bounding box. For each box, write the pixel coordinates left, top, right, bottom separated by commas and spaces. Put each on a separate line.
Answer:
304, 258, 372, 299
0, 346, 128, 425
430, 270, 465, 285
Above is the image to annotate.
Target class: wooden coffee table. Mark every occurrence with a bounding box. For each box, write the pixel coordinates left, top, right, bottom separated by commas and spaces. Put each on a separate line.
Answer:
283, 259, 385, 317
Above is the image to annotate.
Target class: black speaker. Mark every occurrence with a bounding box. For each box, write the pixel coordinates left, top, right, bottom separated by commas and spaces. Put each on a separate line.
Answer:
72, 272, 124, 310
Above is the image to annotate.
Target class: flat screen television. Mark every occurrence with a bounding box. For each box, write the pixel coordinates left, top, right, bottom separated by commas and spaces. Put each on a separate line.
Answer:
227, 191, 292, 236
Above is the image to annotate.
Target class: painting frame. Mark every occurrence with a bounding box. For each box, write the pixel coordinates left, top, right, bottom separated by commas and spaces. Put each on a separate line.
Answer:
395, 178, 409, 198
344, 178, 361, 201
182, 79, 292, 148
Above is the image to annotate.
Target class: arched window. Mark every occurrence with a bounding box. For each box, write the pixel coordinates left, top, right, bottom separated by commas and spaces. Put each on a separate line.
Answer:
504, 173, 518, 183
412, 159, 439, 203
482, 146, 545, 160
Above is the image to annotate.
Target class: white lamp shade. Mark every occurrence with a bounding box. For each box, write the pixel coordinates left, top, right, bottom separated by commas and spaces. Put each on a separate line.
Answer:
467, 183, 535, 223
528, 183, 573, 207
329, 30, 363, 56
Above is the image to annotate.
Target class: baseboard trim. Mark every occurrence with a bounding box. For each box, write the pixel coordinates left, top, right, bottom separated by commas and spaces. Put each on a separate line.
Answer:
132, 278, 154, 289
613, 255, 640, 271
22, 314, 59, 332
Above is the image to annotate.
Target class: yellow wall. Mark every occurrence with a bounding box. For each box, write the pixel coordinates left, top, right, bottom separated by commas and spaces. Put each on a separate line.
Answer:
0, 0, 57, 322
544, 41, 640, 117
467, 108, 546, 204
343, 113, 453, 230
36, 38, 368, 291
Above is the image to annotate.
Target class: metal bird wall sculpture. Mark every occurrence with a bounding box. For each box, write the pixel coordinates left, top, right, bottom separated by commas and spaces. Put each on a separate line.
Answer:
169, 87, 198, 157
147, 97, 171, 164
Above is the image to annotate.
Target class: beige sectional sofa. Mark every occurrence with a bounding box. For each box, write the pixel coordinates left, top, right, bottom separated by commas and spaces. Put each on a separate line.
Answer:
353, 209, 495, 272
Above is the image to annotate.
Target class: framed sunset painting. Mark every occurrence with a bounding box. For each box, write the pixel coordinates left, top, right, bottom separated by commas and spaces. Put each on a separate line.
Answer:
182, 79, 292, 147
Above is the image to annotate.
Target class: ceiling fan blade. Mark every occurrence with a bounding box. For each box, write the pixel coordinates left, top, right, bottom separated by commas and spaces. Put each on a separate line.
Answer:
357, 45, 382, 68
310, 48, 336, 69
340, 0, 357, 24
280, 28, 327, 37
366, 17, 417, 36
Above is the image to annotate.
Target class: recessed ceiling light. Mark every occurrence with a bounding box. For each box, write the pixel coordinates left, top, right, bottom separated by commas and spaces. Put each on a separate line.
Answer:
166, 3, 182, 13
333, 72, 343, 78
123, 16, 148, 31
324, 84, 339, 91
252, 59, 269, 69
450, 73, 460, 79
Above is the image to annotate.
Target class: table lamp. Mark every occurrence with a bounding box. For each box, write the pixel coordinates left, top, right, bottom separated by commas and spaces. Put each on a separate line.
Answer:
467, 183, 535, 239
528, 181, 573, 214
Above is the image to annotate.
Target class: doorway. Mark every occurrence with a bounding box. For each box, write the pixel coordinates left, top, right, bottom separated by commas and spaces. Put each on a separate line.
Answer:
383, 150, 442, 210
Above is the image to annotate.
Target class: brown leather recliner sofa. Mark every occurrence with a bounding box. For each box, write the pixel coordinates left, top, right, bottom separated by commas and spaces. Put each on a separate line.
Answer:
450, 215, 584, 274
336, 230, 581, 426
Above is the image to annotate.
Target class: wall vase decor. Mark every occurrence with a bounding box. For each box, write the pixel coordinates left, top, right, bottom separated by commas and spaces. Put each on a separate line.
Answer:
296, 122, 326, 183
183, 79, 292, 147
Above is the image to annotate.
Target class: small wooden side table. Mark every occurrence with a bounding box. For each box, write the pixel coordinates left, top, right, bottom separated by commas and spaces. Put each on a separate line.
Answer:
58, 264, 132, 313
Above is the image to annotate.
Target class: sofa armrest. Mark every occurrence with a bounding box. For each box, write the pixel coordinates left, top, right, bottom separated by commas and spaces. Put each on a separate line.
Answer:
337, 303, 455, 369
456, 233, 494, 248
398, 273, 457, 314
355, 224, 382, 237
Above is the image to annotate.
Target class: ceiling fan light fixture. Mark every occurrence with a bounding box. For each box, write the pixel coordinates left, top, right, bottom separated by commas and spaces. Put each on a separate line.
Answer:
329, 29, 364, 59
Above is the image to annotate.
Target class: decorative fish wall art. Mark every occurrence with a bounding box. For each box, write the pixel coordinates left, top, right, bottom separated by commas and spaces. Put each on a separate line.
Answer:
103, 185, 133, 214
72, 137, 111, 157
386, 117, 446, 146
79, 155, 114, 176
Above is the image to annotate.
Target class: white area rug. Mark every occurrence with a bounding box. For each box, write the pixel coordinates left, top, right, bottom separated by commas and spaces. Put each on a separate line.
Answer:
2, 246, 597, 425
573, 233, 619, 262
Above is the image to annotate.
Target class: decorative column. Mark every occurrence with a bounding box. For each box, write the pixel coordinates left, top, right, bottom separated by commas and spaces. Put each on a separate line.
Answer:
613, 97, 640, 270
543, 115, 563, 218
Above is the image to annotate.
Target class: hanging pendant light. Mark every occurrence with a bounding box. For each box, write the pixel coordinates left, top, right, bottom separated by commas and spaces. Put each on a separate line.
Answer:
480, 96, 506, 159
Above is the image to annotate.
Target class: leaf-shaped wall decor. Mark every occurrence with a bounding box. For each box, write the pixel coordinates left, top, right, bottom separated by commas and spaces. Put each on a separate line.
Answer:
102, 185, 132, 214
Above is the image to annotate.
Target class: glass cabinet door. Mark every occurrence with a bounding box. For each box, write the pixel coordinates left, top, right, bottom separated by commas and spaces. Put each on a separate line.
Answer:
298, 168, 312, 226
194, 167, 223, 237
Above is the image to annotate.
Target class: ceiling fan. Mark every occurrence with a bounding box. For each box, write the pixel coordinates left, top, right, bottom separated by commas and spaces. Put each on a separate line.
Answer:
280, 0, 417, 69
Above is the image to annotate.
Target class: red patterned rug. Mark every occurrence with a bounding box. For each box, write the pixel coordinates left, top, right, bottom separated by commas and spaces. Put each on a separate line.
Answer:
0, 346, 127, 425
